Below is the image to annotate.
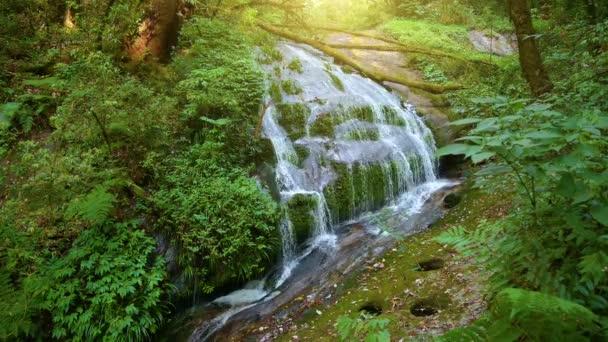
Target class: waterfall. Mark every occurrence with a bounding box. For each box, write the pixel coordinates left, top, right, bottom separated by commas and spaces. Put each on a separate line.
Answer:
187, 41, 447, 342
261, 42, 438, 283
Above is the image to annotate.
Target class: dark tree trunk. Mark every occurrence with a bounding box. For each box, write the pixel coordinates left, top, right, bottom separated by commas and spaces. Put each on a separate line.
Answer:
508, 0, 553, 97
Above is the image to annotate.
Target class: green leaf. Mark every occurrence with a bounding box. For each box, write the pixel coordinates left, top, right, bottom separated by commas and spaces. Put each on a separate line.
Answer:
449, 118, 481, 126
471, 152, 496, 164
436, 144, 472, 157
200, 116, 232, 126
591, 203, 608, 226
525, 129, 563, 139
0, 102, 21, 124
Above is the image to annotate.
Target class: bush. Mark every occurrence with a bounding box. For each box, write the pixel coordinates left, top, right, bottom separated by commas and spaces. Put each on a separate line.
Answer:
44, 221, 169, 341
437, 97, 608, 338
149, 143, 280, 293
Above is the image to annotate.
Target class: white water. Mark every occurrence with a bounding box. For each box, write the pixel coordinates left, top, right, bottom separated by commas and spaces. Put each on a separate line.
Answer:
261, 43, 438, 280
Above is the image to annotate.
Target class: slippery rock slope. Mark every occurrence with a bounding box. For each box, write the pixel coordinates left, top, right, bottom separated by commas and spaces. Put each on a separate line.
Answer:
260, 42, 438, 275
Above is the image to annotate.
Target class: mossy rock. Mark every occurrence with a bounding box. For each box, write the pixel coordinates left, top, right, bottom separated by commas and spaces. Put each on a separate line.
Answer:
286, 193, 318, 245
294, 145, 310, 165
254, 137, 277, 165
309, 113, 335, 137
277, 103, 310, 140
280, 80, 302, 95
382, 106, 408, 127
323, 160, 407, 223
342, 128, 380, 141
350, 106, 375, 123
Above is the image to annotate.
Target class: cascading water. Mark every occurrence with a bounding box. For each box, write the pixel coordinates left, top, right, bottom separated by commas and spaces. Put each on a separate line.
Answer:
186, 42, 450, 341
262, 42, 438, 280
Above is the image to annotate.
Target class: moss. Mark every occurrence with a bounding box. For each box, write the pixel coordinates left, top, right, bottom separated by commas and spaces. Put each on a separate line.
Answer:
287, 58, 303, 74
294, 145, 309, 165
327, 71, 345, 91
382, 106, 407, 127
277, 103, 310, 140
341, 65, 355, 74
342, 128, 380, 141
350, 106, 375, 123
260, 45, 283, 64
269, 82, 282, 103
286, 194, 318, 245
323, 160, 405, 223
273, 65, 282, 77
280, 80, 302, 95
309, 113, 335, 137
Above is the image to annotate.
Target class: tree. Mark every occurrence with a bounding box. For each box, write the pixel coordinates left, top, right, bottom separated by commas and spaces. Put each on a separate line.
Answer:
128, 0, 184, 62
508, 0, 553, 97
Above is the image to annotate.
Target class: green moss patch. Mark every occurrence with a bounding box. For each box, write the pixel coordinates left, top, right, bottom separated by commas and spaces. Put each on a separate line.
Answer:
286, 194, 318, 245
277, 103, 311, 140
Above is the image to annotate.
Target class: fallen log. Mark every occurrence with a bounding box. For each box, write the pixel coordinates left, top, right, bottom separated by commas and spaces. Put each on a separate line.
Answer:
257, 23, 464, 94
326, 43, 494, 66
276, 24, 496, 66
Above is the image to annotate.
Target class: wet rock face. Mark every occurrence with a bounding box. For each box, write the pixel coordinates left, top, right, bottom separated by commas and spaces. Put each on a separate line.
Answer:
468, 30, 518, 56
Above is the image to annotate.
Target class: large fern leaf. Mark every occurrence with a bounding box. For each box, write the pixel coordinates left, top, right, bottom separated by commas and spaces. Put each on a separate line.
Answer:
66, 186, 115, 225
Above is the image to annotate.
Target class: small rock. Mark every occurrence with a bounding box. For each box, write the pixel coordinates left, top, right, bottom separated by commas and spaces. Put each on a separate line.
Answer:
316, 310, 322, 316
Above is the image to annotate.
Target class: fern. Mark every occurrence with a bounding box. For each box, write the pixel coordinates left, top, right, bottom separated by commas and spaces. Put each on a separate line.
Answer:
66, 186, 115, 225
437, 288, 606, 342
0, 270, 35, 339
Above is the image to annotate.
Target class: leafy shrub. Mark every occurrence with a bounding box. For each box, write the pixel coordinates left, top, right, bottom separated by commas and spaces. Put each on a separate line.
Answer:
53, 52, 178, 164
174, 18, 266, 163
44, 221, 169, 341
437, 97, 608, 338
149, 143, 280, 293
438, 288, 606, 341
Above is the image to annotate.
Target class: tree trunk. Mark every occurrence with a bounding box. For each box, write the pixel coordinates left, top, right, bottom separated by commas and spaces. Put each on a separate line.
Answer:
508, 0, 553, 97
127, 0, 182, 62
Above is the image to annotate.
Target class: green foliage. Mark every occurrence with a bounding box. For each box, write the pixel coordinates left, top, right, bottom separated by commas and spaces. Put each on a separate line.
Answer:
437, 288, 606, 341
175, 18, 266, 163
53, 52, 178, 161
437, 96, 608, 338
336, 313, 391, 342
66, 186, 116, 226
44, 221, 169, 341
149, 143, 280, 293
0, 266, 39, 339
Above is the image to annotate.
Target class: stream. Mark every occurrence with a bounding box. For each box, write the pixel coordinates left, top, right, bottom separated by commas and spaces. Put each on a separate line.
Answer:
174, 42, 457, 341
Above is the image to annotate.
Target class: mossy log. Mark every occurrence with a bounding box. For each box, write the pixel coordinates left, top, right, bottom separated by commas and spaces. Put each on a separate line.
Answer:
326, 43, 495, 67
276, 24, 496, 67
258, 23, 464, 94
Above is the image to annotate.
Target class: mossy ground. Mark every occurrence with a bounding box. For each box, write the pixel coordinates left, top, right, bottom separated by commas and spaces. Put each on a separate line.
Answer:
273, 182, 512, 341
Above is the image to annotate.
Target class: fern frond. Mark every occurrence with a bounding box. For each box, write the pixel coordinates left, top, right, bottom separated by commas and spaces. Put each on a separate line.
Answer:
66, 186, 115, 225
